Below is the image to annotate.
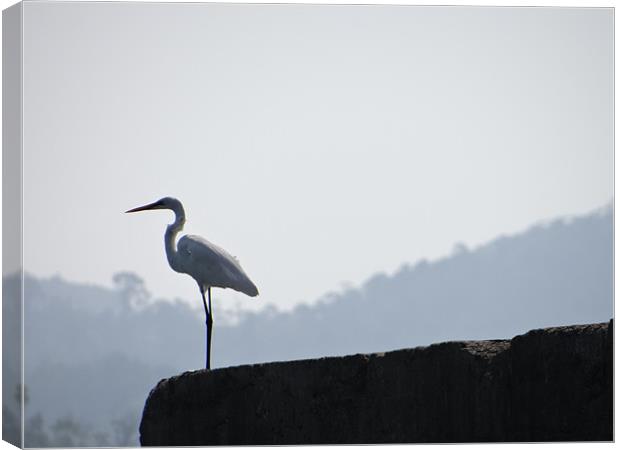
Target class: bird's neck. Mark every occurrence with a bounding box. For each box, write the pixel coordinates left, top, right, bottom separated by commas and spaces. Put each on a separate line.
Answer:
164, 212, 185, 273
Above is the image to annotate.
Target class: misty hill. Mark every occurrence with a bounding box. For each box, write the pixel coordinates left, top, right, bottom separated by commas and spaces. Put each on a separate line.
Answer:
4, 205, 613, 446
215, 204, 613, 364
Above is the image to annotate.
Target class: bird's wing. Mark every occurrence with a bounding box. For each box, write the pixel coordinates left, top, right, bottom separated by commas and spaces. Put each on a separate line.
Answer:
177, 235, 259, 296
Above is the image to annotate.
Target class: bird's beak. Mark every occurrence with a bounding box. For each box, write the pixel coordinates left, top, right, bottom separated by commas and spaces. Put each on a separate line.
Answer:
125, 200, 163, 214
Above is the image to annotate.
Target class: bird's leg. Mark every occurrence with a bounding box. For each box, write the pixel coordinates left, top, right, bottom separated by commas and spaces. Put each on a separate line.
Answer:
207, 287, 213, 370
201, 288, 211, 370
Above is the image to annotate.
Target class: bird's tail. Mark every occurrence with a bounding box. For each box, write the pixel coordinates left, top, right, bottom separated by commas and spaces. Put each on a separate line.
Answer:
241, 278, 259, 297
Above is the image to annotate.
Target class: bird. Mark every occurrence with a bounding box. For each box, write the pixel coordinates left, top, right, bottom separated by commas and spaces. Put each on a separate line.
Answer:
125, 196, 258, 370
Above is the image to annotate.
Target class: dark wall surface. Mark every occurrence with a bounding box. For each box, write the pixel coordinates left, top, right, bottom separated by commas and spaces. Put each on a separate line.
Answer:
140, 320, 613, 445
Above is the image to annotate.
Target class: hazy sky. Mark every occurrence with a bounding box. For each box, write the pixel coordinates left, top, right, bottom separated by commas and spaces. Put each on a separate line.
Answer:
21, 3, 613, 312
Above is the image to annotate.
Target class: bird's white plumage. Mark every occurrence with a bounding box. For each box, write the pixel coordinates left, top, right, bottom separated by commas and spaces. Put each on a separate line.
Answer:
177, 234, 258, 296
126, 196, 258, 298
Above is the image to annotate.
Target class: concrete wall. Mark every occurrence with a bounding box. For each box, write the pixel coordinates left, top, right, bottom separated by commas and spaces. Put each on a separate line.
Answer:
140, 320, 612, 445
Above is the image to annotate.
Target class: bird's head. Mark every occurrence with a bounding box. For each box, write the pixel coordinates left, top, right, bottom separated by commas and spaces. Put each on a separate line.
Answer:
125, 197, 184, 215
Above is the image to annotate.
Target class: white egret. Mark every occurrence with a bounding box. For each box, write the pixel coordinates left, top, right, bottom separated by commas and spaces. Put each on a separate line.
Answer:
126, 197, 258, 370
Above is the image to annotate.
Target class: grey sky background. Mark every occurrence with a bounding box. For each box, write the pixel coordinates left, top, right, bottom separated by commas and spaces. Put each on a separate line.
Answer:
21, 3, 613, 312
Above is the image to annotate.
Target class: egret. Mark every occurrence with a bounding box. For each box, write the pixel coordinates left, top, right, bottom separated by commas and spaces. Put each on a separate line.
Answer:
125, 197, 258, 370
